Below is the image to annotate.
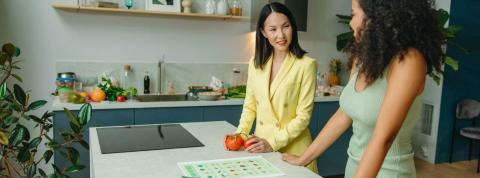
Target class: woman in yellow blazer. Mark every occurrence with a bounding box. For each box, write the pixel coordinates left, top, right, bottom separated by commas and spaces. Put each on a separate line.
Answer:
231, 2, 318, 172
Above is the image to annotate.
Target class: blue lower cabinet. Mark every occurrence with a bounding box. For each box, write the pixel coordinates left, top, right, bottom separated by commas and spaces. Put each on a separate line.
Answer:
314, 102, 351, 176
53, 109, 134, 178
203, 106, 243, 126
134, 107, 203, 125
309, 103, 321, 138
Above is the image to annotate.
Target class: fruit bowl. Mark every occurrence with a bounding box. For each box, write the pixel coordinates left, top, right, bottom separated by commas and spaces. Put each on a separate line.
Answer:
197, 91, 222, 101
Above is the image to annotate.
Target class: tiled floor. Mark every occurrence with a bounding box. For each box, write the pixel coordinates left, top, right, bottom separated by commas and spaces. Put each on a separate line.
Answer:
324, 159, 480, 178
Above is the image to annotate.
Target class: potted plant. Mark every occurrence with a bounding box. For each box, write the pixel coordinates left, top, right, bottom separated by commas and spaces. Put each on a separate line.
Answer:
0, 43, 92, 177
335, 9, 468, 84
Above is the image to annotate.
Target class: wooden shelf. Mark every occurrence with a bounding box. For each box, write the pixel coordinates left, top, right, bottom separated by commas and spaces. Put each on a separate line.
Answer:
52, 3, 249, 20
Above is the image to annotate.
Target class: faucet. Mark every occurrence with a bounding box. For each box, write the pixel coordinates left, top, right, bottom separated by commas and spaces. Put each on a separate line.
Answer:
158, 60, 164, 94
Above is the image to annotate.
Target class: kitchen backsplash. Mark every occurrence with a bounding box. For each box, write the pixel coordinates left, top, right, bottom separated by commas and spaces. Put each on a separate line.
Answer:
56, 61, 248, 94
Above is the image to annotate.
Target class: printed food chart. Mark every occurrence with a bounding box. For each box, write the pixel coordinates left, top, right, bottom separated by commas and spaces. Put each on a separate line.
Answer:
178, 156, 285, 178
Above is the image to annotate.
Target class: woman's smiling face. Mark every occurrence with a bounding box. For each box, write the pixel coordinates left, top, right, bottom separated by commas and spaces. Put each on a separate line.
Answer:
261, 12, 293, 52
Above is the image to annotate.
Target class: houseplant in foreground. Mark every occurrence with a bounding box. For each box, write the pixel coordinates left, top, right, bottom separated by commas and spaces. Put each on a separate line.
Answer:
0, 43, 92, 178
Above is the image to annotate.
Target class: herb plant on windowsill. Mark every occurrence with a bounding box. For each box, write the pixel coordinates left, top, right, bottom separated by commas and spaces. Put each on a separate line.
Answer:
0, 43, 92, 178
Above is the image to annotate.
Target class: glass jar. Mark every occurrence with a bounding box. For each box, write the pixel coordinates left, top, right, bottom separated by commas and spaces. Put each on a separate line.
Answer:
216, 0, 228, 15
205, 0, 216, 14
230, 0, 242, 16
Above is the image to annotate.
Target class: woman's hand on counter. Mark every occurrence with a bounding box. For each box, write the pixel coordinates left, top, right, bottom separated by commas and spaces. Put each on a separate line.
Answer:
281, 153, 306, 166
244, 136, 273, 153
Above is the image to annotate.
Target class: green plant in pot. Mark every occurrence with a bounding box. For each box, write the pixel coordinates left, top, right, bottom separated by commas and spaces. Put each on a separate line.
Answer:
335, 9, 468, 84
0, 43, 92, 177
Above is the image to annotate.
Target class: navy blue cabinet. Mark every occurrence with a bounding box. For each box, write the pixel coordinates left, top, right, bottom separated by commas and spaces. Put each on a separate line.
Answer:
313, 102, 351, 177
203, 106, 243, 126
53, 109, 134, 178
134, 107, 203, 125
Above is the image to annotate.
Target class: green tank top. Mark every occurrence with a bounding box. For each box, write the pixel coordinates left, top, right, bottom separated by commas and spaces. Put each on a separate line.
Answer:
339, 70, 421, 178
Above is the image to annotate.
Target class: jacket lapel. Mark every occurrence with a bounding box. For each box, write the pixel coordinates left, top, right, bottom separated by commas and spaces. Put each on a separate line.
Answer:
269, 53, 295, 100
261, 57, 280, 121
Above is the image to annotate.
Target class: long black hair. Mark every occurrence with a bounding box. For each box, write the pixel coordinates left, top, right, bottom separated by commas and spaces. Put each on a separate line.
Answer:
345, 0, 444, 84
254, 2, 307, 70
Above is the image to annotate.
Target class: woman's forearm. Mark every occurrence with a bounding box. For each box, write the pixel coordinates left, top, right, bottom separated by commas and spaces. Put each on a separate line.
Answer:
298, 109, 352, 165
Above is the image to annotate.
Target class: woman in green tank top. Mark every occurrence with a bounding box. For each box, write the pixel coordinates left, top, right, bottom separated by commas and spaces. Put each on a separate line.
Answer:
282, 0, 445, 177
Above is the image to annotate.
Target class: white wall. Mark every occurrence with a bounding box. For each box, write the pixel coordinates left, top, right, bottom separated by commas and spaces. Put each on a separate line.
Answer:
0, 0, 351, 174
411, 0, 451, 163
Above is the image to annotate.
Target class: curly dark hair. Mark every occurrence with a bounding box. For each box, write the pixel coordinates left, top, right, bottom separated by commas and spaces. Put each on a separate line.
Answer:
345, 0, 445, 84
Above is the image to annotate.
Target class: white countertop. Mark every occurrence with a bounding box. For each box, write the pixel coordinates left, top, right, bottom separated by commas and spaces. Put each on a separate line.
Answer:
52, 96, 339, 111
89, 121, 322, 178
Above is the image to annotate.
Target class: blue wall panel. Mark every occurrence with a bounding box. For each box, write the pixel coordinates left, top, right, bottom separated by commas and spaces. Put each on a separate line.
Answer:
436, 0, 480, 163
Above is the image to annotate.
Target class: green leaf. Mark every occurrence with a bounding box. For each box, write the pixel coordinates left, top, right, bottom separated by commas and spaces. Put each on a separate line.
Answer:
9, 124, 29, 146
17, 147, 31, 162
52, 164, 62, 176
336, 31, 353, 51
78, 140, 89, 150
5, 116, 19, 127
0, 53, 7, 65
436, 9, 450, 27
14, 46, 21, 57
44, 150, 53, 163
39, 168, 47, 178
12, 74, 23, 83
65, 165, 85, 173
29, 137, 42, 149
69, 122, 80, 134
429, 72, 441, 85
48, 174, 58, 178
78, 103, 92, 126
445, 56, 459, 71
14, 84, 27, 106
63, 108, 80, 128
10, 102, 23, 112
447, 40, 470, 54
28, 100, 47, 111
336, 14, 352, 20
47, 141, 61, 149
27, 165, 36, 178
0, 83, 6, 98
2, 43, 16, 56
29, 115, 44, 124
66, 147, 80, 165
42, 111, 55, 119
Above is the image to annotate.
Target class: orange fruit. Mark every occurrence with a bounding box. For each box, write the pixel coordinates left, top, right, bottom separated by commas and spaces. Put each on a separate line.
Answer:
90, 89, 106, 102
328, 74, 340, 86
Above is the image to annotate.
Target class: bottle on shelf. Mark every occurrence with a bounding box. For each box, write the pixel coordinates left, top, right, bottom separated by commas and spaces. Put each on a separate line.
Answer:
122, 64, 131, 89
144, 71, 150, 94
216, 0, 228, 15
230, 0, 243, 16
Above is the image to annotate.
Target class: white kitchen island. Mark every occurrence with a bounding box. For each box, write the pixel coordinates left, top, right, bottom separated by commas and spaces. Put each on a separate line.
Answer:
90, 121, 322, 178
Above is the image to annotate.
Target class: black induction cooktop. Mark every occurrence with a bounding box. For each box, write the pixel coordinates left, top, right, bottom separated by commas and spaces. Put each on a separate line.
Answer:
97, 124, 204, 154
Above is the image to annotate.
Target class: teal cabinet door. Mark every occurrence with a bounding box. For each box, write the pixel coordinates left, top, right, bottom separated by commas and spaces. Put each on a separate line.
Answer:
203, 106, 243, 126
134, 107, 203, 125
309, 103, 321, 138
53, 109, 134, 178
314, 102, 352, 177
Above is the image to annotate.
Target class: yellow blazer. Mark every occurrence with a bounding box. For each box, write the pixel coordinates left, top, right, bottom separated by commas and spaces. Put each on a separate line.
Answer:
236, 53, 318, 172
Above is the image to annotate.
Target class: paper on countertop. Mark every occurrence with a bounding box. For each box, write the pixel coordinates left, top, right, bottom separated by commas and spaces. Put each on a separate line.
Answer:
178, 156, 285, 178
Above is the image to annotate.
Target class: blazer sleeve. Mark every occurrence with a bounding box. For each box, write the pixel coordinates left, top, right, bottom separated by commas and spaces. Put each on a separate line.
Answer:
271, 60, 317, 151
235, 59, 257, 135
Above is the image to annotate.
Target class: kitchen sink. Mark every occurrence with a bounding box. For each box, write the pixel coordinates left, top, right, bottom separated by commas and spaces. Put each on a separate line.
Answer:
135, 94, 197, 102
